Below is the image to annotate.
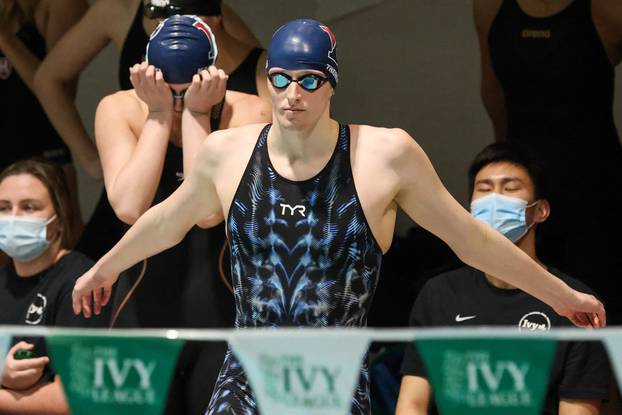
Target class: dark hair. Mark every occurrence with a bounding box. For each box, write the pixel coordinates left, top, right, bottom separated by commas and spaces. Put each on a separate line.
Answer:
0, 159, 74, 248
468, 142, 549, 201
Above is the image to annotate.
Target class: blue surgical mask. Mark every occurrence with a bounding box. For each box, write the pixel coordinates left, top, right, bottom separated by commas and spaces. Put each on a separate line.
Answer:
0, 215, 57, 261
470, 193, 538, 243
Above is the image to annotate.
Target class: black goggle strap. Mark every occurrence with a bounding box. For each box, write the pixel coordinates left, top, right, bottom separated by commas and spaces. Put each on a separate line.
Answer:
144, 2, 221, 18
143, 3, 179, 18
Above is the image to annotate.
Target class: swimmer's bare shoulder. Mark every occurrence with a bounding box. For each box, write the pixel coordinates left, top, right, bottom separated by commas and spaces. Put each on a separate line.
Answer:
195, 123, 269, 210
96, 90, 148, 138
350, 123, 429, 200
351, 124, 422, 171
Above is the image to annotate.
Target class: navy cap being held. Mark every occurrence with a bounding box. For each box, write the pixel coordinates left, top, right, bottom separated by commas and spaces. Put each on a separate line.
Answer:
146, 15, 218, 84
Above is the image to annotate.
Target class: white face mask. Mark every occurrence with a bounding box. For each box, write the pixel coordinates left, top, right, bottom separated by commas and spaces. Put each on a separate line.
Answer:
0, 215, 57, 261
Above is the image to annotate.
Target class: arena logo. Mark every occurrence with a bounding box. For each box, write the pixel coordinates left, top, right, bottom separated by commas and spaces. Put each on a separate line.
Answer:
443, 350, 533, 408
518, 311, 551, 332
522, 29, 551, 39
0, 57, 12, 80
25, 294, 47, 325
260, 354, 342, 409
88, 347, 157, 406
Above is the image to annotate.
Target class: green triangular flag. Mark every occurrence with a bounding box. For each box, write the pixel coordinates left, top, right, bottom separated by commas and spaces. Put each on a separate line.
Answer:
416, 337, 556, 415
47, 335, 183, 415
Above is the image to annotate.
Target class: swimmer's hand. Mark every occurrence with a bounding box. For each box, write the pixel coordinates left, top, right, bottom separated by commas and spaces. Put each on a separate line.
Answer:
130, 62, 173, 113
72, 264, 117, 318
184, 66, 228, 115
553, 288, 606, 328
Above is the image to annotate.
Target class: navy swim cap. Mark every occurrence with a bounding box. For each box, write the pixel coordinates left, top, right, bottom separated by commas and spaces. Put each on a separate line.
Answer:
146, 15, 218, 84
267, 19, 338, 88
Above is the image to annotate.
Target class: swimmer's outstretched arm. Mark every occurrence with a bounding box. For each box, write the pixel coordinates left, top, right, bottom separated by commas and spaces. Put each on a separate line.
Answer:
71, 139, 224, 317
390, 129, 605, 328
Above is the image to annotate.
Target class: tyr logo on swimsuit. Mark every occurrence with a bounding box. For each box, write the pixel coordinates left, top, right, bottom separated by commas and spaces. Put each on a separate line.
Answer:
280, 203, 306, 217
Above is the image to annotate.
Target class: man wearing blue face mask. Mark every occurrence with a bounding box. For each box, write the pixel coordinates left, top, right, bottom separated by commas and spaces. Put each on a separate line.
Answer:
396, 143, 613, 415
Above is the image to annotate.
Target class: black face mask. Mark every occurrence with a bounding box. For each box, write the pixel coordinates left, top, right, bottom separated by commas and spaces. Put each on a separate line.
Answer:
143, 0, 222, 19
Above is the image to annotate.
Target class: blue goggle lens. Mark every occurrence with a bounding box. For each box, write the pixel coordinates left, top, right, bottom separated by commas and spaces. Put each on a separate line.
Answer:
299, 75, 321, 90
270, 73, 290, 88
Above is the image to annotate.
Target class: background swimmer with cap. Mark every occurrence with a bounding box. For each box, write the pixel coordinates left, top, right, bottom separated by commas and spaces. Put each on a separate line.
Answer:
95, 14, 270, 225
70, 19, 606, 414
31, 0, 264, 268
34, 0, 263, 179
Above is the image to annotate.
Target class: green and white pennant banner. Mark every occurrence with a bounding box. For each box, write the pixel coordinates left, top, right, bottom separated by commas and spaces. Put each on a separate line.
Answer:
416, 338, 556, 415
603, 332, 622, 395
229, 330, 370, 415
0, 326, 619, 415
47, 335, 183, 415
0, 334, 10, 379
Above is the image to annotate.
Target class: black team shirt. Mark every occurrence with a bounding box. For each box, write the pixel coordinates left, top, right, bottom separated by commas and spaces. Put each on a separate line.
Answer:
401, 266, 610, 415
0, 252, 111, 382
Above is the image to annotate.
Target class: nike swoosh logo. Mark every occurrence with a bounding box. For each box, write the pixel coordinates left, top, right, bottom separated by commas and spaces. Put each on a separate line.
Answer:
455, 314, 476, 322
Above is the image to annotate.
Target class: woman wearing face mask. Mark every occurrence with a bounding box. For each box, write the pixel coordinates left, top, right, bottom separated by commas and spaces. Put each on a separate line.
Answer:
0, 159, 111, 414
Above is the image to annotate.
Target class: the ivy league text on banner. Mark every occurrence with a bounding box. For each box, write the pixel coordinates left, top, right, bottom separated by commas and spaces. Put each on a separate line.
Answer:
0, 334, 10, 379
416, 338, 556, 415
229, 331, 370, 415
47, 335, 183, 415
603, 333, 622, 395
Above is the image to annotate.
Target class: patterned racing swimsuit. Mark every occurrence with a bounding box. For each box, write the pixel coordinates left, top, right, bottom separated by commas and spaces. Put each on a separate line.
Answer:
207, 124, 383, 414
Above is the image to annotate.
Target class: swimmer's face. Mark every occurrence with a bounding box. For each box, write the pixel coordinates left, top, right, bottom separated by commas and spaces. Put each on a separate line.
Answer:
267, 68, 333, 130
472, 161, 548, 227
169, 83, 191, 114
168, 82, 191, 141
